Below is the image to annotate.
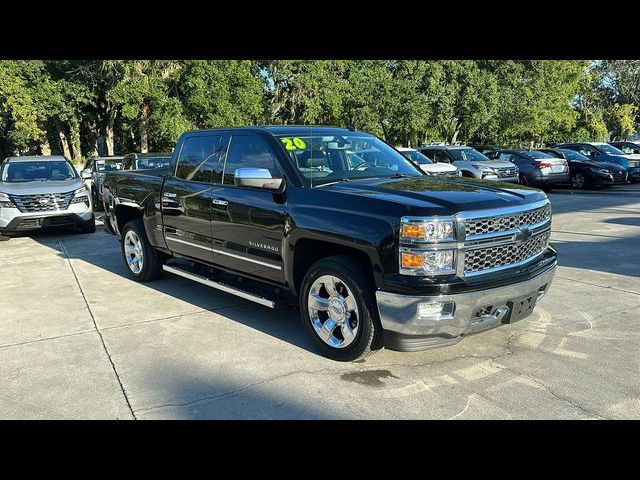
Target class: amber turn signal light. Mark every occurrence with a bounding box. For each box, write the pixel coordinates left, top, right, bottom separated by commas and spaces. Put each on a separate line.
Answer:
401, 253, 424, 269
401, 224, 426, 239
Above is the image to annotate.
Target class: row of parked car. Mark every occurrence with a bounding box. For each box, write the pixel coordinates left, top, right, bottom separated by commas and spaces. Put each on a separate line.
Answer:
80, 152, 171, 210
396, 141, 640, 190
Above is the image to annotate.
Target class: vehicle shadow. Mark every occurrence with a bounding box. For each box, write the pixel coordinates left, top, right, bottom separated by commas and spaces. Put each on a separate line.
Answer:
130, 364, 340, 419
27, 224, 320, 358
547, 183, 640, 216
603, 217, 640, 228
552, 233, 640, 278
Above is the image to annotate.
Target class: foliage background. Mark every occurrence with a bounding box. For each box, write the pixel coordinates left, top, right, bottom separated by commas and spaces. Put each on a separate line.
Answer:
1, 60, 639, 166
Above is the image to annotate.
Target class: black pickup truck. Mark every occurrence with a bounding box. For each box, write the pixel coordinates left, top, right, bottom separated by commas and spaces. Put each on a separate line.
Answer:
102, 126, 557, 361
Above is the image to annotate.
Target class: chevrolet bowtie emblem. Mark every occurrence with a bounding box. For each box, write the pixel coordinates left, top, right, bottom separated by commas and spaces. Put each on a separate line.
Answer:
513, 226, 532, 243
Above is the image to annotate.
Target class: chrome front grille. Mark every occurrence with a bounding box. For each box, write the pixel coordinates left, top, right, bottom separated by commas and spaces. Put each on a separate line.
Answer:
9, 192, 75, 213
464, 232, 550, 275
464, 204, 551, 238
493, 166, 518, 178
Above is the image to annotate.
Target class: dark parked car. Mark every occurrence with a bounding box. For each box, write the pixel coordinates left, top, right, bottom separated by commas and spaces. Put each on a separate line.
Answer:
81, 156, 124, 210
557, 142, 640, 183
122, 153, 172, 171
608, 141, 640, 155
539, 148, 628, 188
101, 126, 557, 361
493, 149, 569, 189
470, 145, 504, 159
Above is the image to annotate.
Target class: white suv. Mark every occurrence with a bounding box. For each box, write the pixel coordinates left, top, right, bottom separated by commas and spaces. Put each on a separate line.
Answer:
0, 156, 95, 234
396, 147, 461, 177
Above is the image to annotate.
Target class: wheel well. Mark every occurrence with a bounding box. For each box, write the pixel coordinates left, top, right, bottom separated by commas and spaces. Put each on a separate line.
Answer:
114, 204, 143, 233
461, 170, 474, 178
292, 239, 373, 295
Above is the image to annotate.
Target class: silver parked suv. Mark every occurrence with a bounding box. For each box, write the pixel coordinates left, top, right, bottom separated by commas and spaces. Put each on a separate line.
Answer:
0, 156, 95, 234
418, 145, 520, 183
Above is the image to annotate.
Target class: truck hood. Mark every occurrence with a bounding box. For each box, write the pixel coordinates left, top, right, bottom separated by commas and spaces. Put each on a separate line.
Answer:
0, 178, 84, 195
321, 176, 546, 213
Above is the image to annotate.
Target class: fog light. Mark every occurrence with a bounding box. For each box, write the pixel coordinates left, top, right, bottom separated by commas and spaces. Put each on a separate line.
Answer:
417, 301, 455, 320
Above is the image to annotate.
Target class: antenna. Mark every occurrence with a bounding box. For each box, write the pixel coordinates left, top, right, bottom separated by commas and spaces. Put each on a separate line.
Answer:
347, 124, 356, 132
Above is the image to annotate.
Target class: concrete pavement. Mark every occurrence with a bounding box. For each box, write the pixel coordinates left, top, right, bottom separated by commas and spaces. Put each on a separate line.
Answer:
1, 184, 639, 419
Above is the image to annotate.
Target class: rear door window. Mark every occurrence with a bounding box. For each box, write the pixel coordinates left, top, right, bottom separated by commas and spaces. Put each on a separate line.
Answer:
175, 135, 224, 183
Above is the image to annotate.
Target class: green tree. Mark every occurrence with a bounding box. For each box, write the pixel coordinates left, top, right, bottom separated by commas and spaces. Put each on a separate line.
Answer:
180, 60, 264, 129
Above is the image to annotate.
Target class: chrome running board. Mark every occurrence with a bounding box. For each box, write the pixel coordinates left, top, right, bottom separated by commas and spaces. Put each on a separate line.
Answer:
162, 264, 276, 309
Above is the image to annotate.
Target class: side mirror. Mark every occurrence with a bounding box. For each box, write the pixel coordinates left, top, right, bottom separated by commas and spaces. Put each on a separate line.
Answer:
81, 169, 92, 180
234, 168, 284, 191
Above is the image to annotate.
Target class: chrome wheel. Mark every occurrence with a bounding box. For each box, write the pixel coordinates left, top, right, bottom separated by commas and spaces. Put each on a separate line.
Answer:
307, 275, 359, 349
124, 230, 144, 275
572, 172, 585, 188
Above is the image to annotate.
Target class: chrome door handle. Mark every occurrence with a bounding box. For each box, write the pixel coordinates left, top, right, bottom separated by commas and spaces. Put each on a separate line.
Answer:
163, 192, 177, 198
212, 198, 229, 206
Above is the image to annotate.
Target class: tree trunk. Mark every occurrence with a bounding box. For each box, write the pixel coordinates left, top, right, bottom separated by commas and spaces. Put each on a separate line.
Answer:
69, 118, 82, 162
39, 135, 52, 156
85, 118, 99, 157
140, 100, 150, 153
36, 121, 51, 155
56, 120, 72, 159
105, 105, 117, 155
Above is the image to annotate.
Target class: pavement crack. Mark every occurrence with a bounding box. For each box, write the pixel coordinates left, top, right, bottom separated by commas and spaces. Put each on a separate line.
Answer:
556, 275, 640, 297
0, 330, 95, 351
487, 360, 608, 419
59, 240, 137, 420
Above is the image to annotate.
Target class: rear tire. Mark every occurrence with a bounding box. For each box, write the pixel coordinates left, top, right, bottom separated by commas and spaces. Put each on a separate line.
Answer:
92, 185, 103, 212
299, 255, 383, 362
121, 219, 164, 282
519, 174, 529, 186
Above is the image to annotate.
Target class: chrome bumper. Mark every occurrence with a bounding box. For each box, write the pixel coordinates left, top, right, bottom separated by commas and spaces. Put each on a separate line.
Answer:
376, 263, 556, 351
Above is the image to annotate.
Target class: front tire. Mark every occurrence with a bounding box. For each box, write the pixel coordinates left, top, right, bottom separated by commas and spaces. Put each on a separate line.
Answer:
121, 219, 164, 282
299, 255, 383, 362
571, 172, 587, 189
92, 185, 103, 212
80, 216, 96, 234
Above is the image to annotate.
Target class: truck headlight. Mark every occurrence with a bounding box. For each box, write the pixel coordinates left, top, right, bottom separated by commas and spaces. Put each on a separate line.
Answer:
401, 217, 455, 243
400, 249, 456, 275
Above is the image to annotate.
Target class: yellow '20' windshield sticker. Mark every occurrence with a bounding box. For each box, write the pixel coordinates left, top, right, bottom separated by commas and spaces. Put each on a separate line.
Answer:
280, 137, 307, 150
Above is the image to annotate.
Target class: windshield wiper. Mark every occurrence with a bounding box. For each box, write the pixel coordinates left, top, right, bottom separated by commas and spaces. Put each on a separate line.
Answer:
388, 173, 419, 179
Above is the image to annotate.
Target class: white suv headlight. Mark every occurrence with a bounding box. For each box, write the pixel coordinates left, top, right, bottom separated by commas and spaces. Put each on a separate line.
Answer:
0, 192, 16, 208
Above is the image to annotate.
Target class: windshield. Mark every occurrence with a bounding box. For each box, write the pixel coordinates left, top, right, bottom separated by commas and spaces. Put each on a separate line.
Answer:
137, 156, 171, 169
448, 148, 491, 162
558, 149, 590, 161
524, 151, 553, 159
96, 159, 122, 172
1, 160, 77, 183
401, 150, 434, 164
596, 144, 625, 155
276, 133, 422, 185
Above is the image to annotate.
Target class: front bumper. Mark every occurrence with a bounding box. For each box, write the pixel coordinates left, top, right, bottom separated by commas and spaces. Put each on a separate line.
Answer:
376, 261, 556, 352
0, 207, 93, 232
